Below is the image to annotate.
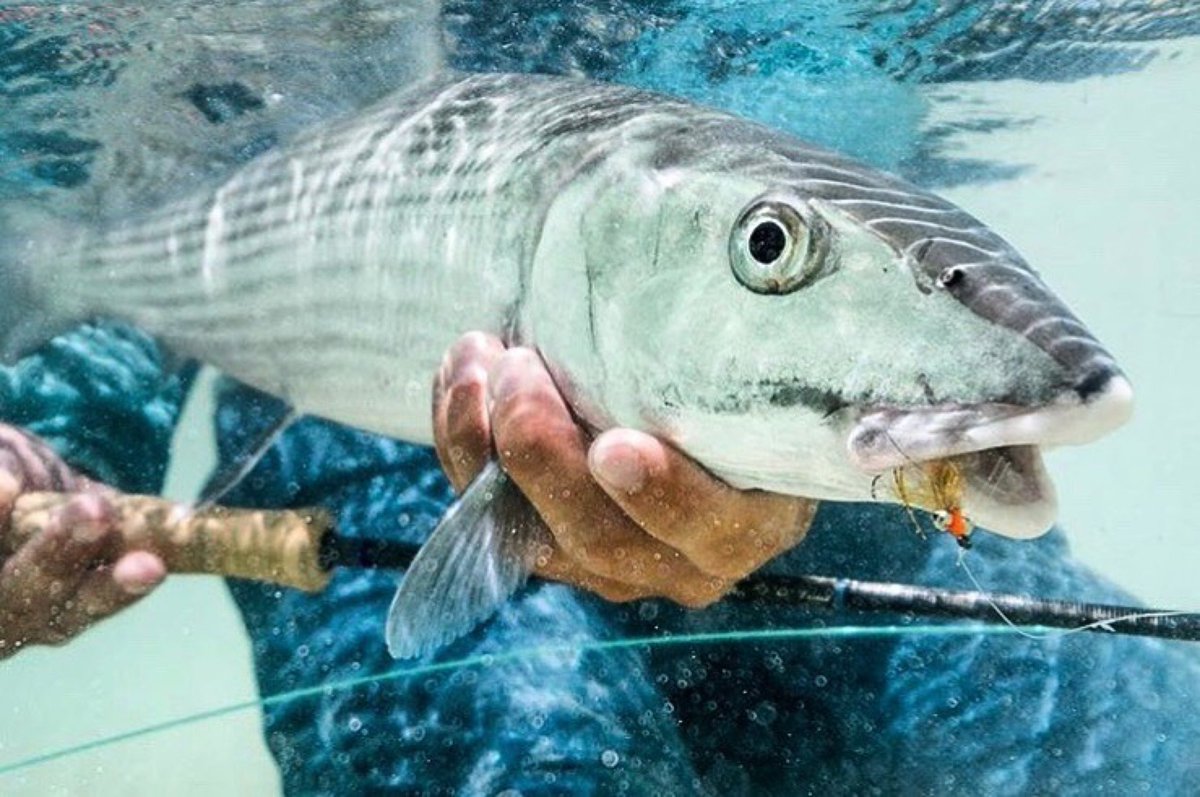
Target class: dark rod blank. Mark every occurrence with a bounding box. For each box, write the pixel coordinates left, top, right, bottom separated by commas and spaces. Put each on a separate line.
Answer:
728, 574, 1200, 642
319, 532, 1200, 644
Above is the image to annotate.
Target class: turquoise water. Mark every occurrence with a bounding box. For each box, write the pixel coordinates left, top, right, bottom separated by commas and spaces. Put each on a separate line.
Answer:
1, 4, 1199, 794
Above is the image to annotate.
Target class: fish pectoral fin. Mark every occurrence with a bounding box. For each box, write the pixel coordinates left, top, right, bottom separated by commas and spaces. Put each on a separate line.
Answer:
385, 460, 548, 659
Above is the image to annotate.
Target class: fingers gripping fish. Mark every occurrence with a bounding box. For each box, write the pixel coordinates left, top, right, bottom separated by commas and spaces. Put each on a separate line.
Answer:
0, 72, 1133, 657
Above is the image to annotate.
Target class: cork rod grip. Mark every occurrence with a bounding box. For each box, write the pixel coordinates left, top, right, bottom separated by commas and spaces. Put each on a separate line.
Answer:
10, 492, 333, 593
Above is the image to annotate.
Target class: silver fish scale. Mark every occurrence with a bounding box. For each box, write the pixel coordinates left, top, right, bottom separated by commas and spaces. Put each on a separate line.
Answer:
68, 74, 713, 439
59, 71, 1115, 443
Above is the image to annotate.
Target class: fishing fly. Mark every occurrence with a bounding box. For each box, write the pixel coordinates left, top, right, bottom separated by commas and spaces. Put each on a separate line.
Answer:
897, 458, 974, 549
870, 439, 975, 549
860, 432, 1194, 641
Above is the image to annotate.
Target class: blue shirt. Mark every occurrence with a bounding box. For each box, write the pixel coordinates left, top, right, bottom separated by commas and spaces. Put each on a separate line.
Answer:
5, 3, 1200, 793
3, 323, 1196, 794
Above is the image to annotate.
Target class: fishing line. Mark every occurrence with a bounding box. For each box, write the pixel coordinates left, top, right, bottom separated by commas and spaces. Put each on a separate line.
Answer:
193, 408, 299, 512
868, 433, 1191, 639
954, 549, 1189, 641
0, 623, 1039, 778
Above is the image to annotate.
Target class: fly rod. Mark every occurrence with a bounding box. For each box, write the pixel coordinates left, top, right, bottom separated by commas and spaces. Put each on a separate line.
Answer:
10, 491, 1198, 643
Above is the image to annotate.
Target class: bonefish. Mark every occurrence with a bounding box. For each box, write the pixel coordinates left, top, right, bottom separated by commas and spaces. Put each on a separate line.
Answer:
0, 70, 1132, 657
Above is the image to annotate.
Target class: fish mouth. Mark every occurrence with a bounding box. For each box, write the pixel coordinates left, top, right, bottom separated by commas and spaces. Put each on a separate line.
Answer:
845, 374, 1133, 539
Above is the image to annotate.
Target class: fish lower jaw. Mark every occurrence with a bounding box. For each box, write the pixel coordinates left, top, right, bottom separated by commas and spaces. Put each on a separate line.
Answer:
959, 445, 1057, 540
844, 375, 1133, 540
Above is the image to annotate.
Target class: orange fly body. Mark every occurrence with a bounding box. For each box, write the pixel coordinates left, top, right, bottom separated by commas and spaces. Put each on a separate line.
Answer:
887, 458, 975, 549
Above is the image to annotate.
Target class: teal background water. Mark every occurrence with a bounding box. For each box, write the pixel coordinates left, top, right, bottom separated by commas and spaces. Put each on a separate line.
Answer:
0, 4, 1197, 793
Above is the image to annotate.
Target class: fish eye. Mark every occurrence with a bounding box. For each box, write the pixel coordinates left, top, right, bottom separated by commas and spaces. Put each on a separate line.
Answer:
932, 510, 950, 531
749, 220, 788, 264
729, 196, 828, 294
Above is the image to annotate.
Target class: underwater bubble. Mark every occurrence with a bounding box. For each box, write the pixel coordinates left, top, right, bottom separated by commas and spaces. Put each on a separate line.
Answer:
1156, 733, 1168, 743
296, 645, 309, 659
752, 701, 778, 726
1136, 690, 1163, 711
397, 512, 411, 527
347, 716, 362, 732
814, 674, 828, 688
637, 602, 658, 621
0, 623, 1045, 777
601, 749, 620, 768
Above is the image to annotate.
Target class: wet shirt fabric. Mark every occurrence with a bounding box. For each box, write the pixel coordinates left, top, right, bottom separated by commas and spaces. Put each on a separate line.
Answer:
217, 382, 1200, 795
0, 323, 190, 493
3, 326, 1200, 793
4, 4, 1200, 795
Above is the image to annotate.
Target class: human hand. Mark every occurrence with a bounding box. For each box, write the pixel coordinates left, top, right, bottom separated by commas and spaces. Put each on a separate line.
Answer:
0, 425, 165, 659
432, 333, 817, 608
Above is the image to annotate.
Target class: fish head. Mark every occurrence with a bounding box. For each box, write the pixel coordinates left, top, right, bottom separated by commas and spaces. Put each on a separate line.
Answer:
529, 117, 1132, 540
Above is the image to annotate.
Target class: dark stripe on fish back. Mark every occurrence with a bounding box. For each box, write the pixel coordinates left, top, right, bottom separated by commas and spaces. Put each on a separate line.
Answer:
647, 114, 1118, 387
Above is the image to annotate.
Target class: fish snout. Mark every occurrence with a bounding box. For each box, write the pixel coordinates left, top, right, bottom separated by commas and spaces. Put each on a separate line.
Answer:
847, 259, 1134, 489
938, 257, 1133, 431
1052, 365, 1134, 448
